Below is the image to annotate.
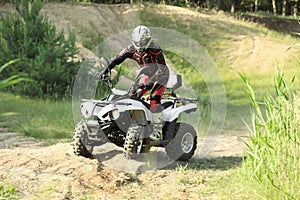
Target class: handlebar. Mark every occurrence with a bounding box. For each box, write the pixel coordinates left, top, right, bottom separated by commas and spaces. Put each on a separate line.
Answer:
103, 74, 113, 89
95, 70, 113, 89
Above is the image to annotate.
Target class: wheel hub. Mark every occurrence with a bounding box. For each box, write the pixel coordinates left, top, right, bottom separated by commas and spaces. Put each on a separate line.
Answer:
181, 132, 194, 153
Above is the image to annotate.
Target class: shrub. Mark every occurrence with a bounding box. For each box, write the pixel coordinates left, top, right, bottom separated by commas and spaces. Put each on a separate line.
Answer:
0, 0, 80, 99
241, 70, 300, 199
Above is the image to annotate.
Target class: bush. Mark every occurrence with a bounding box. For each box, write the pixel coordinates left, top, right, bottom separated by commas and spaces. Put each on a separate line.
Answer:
0, 0, 80, 99
241, 70, 300, 199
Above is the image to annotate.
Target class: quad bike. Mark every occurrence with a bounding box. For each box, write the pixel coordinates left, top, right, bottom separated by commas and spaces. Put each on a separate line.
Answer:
73, 57, 198, 161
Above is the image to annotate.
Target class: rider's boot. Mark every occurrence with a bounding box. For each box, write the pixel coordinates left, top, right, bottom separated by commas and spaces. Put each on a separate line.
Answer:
150, 112, 163, 141
149, 103, 163, 140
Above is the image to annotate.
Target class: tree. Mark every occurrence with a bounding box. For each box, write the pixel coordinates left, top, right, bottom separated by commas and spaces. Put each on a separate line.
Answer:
292, 0, 298, 17
282, 0, 287, 16
207, 0, 214, 9
254, 0, 259, 12
231, 0, 236, 12
185, 0, 189, 7
216, 0, 222, 10
0, 0, 80, 99
272, 0, 277, 14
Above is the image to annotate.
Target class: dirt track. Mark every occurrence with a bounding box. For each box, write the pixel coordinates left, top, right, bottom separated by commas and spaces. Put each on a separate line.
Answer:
0, 127, 246, 199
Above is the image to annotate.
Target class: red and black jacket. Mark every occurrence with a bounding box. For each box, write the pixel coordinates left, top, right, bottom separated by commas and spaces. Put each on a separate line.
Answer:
107, 41, 169, 86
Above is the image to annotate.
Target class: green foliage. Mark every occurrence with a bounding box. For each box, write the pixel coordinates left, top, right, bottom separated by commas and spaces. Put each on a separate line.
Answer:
241, 70, 300, 199
0, 184, 18, 200
0, 173, 18, 200
0, 59, 31, 117
162, 51, 211, 121
0, 0, 80, 99
0, 59, 22, 90
82, 31, 104, 50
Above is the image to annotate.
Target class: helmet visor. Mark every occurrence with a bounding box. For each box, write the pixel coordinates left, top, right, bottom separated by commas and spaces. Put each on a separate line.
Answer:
133, 38, 150, 50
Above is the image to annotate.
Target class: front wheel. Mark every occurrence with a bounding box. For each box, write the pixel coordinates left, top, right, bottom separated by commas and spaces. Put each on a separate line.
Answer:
165, 123, 197, 161
73, 121, 93, 159
123, 123, 148, 158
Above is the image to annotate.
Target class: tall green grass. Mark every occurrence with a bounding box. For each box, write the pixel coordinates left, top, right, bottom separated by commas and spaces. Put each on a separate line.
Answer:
241, 70, 300, 199
0, 92, 74, 141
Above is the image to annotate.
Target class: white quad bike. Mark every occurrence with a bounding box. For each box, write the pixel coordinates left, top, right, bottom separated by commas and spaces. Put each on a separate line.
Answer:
73, 57, 198, 161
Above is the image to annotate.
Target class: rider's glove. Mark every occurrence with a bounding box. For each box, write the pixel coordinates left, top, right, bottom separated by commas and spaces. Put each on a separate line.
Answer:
95, 68, 109, 80
144, 82, 154, 90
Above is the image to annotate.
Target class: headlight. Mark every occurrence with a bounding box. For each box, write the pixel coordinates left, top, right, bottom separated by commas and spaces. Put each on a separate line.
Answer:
80, 105, 90, 118
110, 109, 120, 120
80, 102, 94, 119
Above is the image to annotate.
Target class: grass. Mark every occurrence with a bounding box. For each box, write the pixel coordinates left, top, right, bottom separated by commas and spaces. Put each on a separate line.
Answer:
75, 23, 104, 50
241, 70, 300, 199
0, 183, 17, 200
116, 157, 268, 199
0, 172, 18, 200
0, 92, 74, 141
237, 10, 300, 20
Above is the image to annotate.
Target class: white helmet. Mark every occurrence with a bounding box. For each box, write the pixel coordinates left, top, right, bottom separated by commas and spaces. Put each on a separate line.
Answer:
131, 26, 152, 51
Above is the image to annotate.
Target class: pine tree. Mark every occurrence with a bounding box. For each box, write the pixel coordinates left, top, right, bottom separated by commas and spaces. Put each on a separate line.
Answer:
0, 0, 80, 99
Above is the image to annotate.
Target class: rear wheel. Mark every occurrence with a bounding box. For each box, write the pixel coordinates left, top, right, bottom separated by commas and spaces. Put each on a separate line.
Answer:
163, 120, 177, 141
73, 121, 93, 159
165, 123, 197, 161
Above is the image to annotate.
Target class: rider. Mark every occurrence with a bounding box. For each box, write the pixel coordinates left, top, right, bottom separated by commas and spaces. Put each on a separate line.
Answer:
96, 25, 170, 113
96, 25, 169, 140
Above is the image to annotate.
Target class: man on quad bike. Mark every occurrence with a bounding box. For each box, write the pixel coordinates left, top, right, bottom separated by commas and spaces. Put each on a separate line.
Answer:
95, 25, 170, 140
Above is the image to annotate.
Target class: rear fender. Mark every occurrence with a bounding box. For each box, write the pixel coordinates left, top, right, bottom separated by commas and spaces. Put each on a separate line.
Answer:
163, 103, 197, 122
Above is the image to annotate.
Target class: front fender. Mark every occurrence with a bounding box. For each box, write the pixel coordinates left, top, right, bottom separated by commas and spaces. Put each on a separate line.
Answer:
97, 104, 116, 121
163, 103, 197, 122
96, 99, 152, 122
117, 99, 152, 122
